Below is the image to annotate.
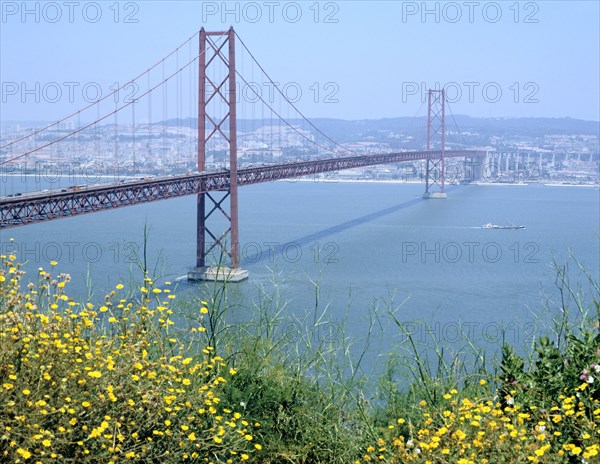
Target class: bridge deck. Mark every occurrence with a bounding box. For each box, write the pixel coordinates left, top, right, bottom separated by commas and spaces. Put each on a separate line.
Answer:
0, 150, 484, 228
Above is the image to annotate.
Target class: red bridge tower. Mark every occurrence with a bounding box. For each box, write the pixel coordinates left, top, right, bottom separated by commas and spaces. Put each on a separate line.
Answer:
423, 89, 447, 199
188, 27, 248, 281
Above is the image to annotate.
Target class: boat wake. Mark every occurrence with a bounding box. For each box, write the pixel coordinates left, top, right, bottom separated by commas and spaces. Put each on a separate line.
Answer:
481, 223, 525, 230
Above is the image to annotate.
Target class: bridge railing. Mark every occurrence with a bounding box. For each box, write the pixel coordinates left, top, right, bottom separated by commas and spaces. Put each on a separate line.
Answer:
0, 150, 485, 228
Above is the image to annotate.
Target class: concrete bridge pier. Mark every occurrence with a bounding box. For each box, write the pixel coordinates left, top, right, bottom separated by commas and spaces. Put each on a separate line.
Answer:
188, 266, 249, 282
423, 192, 447, 199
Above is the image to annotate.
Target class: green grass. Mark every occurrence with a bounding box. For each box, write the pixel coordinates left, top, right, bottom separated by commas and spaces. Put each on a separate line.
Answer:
1, 248, 599, 463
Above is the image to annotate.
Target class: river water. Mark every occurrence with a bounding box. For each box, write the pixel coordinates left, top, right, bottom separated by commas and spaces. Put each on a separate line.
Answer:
1, 178, 599, 373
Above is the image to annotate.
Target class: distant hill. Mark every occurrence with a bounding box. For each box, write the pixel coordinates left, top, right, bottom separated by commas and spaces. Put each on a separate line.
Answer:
161, 116, 599, 140
4, 116, 598, 141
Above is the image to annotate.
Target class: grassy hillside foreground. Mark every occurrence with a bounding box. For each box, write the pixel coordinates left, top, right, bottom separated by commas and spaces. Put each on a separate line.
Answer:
1, 251, 599, 463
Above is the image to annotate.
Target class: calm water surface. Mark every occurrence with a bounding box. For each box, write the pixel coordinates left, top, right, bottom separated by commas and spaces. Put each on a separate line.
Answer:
2, 179, 599, 370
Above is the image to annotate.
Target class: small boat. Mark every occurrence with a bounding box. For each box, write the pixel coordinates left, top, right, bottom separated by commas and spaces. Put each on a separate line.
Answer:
482, 223, 525, 230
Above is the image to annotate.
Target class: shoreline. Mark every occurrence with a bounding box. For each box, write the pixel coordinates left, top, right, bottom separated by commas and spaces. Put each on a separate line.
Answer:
543, 183, 599, 188
282, 178, 600, 188
279, 178, 426, 185
472, 182, 529, 186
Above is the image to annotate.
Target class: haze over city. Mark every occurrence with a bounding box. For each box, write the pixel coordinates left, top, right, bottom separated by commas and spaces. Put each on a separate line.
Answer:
2, 1, 599, 122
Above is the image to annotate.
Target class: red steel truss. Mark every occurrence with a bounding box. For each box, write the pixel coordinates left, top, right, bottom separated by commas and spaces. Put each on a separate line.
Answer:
424, 89, 446, 196
197, 27, 240, 268
0, 150, 485, 229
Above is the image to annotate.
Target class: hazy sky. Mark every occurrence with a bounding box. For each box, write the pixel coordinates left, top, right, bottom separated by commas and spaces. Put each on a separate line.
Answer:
1, 1, 599, 122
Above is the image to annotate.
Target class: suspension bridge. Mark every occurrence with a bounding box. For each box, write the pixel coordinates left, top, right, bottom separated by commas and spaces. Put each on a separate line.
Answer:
0, 27, 485, 281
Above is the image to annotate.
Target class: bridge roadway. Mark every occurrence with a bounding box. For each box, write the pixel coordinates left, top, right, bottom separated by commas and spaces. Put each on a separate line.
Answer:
0, 150, 485, 228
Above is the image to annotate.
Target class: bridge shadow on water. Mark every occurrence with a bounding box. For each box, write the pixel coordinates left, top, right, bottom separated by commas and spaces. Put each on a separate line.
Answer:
241, 185, 460, 266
